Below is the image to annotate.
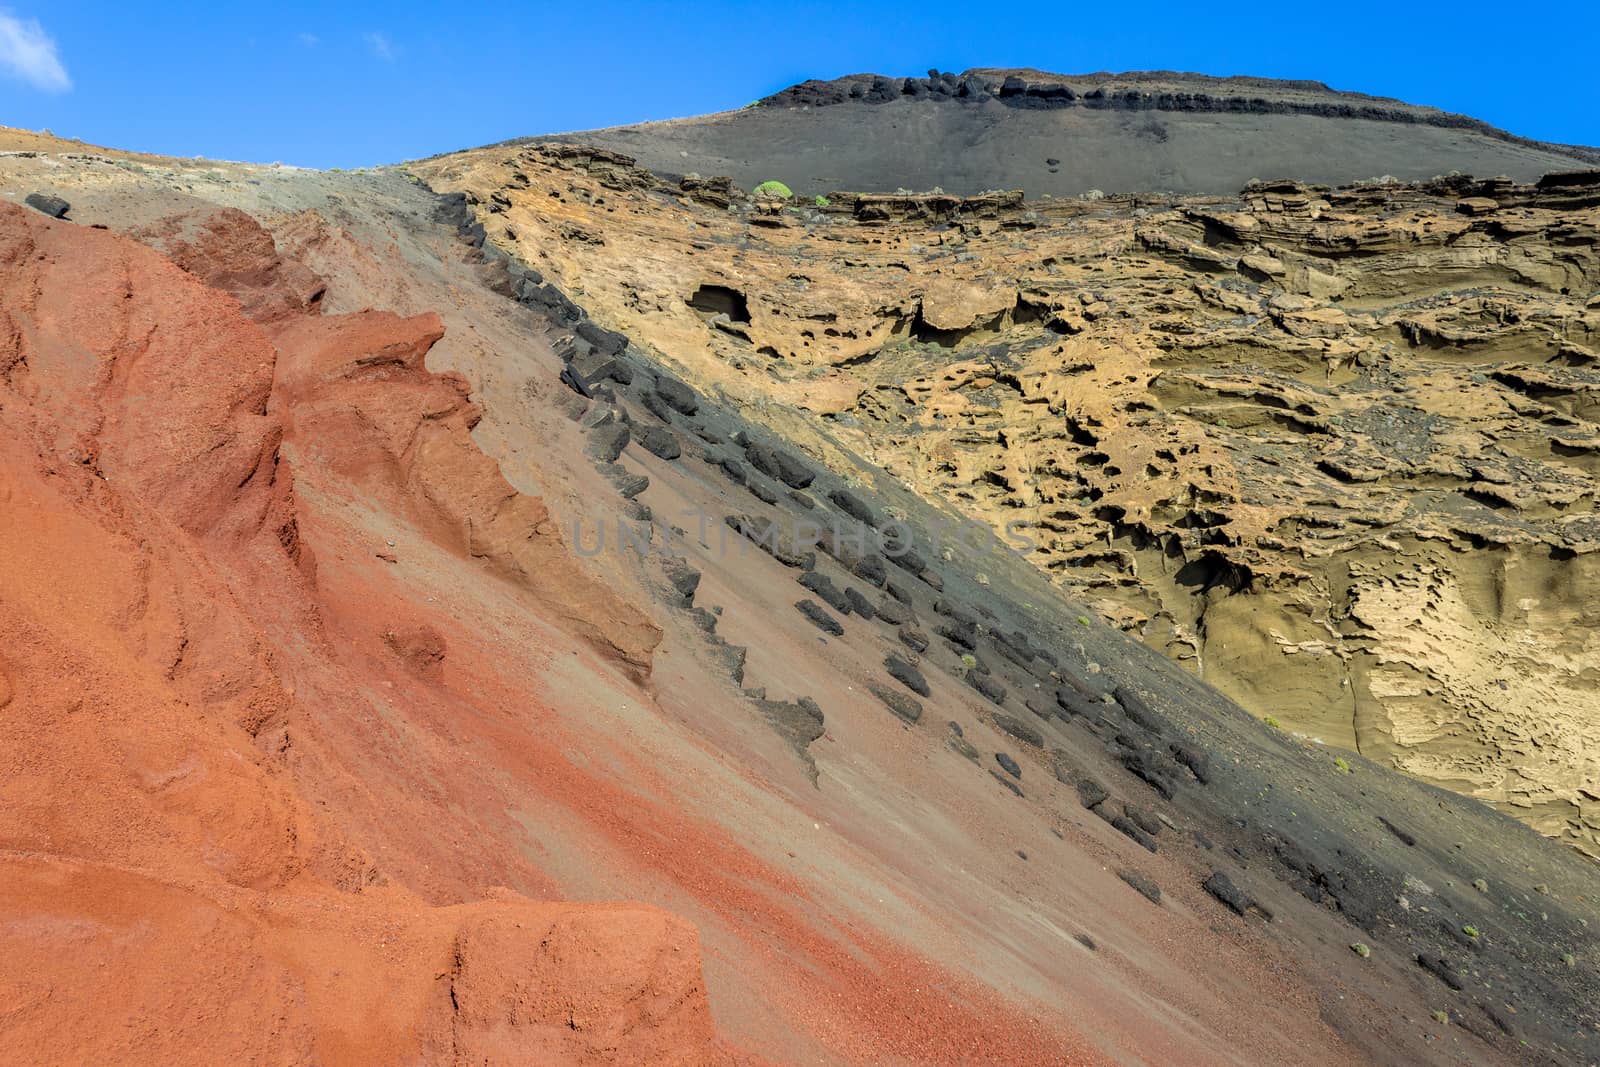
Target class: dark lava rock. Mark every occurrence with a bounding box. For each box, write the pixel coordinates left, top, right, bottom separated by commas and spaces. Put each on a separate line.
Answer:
718, 457, 747, 484
1076, 778, 1109, 810
995, 751, 1022, 778
1171, 743, 1212, 785
745, 441, 814, 488
750, 692, 826, 767
1417, 954, 1466, 991
654, 374, 700, 415
890, 547, 929, 575
746, 477, 780, 504
875, 597, 910, 626
898, 626, 930, 654
869, 684, 922, 724
991, 713, 1043, 748
936, 619, 978, 650
1056, 687, 1103, 719
828, 488, 879, 526
1121, 747, 1180, 800
884, 653, 930, 697
884, 579, 916, 604
1202, 871, 1256, 917
843, 586, 876, 619
660, 556, 701, 603
576, 320, 627, 356
795, 599, 843, 636
968, 671, 1007, 706
586, 423, 631, 463
1111, 814, 1158, 853
1125, 806, 1162, 837
638, 390, 676, 423
24, 192, 70, 219
1024, 696, 1054, 720
635, 424, 681, 460
853, 553, 887, 587
1118, 869, 1163, 905
799, 570, 853, 614
1113, 685, 1169, 735
1074, 933, 1098, 951
601, 464, 649, 499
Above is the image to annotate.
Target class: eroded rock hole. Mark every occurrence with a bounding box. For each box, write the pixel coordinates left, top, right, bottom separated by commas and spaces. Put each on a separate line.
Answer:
687, 284, 751, 324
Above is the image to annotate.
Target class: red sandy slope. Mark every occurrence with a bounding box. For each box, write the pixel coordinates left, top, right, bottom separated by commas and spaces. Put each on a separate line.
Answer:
0, 202, 1102, 1064
0, 201, 725, 1064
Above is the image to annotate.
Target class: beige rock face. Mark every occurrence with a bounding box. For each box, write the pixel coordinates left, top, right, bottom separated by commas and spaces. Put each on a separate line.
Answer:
413, 146, 1600, 859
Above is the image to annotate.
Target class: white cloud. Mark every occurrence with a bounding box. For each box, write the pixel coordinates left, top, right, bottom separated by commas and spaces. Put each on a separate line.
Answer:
0, 11, 70, 92
363, 31, 396, 61
297, 32, 320, 47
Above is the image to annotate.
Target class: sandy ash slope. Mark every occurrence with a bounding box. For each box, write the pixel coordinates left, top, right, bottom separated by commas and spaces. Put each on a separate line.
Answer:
531, 69, 1599, 198
3, 129, 1599, 1066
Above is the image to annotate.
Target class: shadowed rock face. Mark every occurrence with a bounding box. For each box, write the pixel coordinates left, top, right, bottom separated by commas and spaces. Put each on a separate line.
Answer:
415, 143, 1600, 861
529, 69, 1598, 198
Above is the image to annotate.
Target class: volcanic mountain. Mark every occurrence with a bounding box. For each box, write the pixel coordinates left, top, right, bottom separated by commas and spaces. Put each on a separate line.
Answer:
536, 69, 1599, 197
3, 67, 1599, 1067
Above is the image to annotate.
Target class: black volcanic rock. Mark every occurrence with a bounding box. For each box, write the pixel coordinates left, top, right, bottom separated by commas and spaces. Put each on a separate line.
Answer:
24, 192, 70, 219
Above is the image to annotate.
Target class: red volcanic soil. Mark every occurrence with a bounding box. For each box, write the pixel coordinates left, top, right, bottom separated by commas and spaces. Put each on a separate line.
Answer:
0, 202, 1101, 1063
0, 201, 716, 1064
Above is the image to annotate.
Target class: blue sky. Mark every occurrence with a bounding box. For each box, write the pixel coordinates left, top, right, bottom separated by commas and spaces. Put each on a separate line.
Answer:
2, 2, 1596, 168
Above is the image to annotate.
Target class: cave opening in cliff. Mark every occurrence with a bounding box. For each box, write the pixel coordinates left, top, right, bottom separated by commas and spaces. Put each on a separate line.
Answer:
687, 284, 751, 323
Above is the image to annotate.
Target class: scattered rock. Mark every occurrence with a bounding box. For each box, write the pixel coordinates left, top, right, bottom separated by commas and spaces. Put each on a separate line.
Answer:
635, 424, 681, 460
660, 556, 701, 603
875, 597, 910, 625
1203, 871, 1262, 918
1118, 869, 1162, 904
586, 422, 631, 463
869, 684, 922, 724
1076, 778, 1109, 810
794, 599, 843, 636
24, 192, 70, 219
990, 713, 1043, 748
884, 653, 931, 697
1111, 814, 1157, 853
898, 626, 930, 654
968, 671, 1007, 706
828, 488, 878, 526
995, 752, 1021, 778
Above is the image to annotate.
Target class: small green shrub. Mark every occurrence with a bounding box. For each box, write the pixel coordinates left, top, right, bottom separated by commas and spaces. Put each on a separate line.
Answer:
1463, 925, 1481, 939
753, 180, 793, 199
1264, 715, 1281, 729
1076, 615, 1091, 627
960, 653, 977, 669
1350, 942, 1370, 958
1334, 757, 1352, 774
814, 195, 830, 207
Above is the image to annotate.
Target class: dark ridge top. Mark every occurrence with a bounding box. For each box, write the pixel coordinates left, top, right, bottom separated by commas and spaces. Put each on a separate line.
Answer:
760, 68, 1599, 165
523, 67, 1596, 197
